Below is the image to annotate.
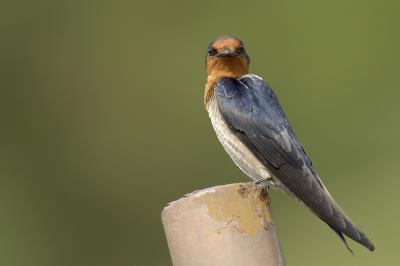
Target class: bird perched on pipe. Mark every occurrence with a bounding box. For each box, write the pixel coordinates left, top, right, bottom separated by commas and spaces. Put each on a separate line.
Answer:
204, 36, 375, 252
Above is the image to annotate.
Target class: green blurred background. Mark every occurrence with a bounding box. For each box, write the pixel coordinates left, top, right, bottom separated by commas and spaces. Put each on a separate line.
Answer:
1, 0, 399, 265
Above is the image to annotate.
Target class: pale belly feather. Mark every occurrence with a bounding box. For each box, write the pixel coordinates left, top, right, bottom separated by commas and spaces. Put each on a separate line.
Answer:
207, 97, 272, 183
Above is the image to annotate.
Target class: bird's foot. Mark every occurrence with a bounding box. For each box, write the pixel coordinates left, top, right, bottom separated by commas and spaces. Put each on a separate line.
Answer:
253, 178, 270, 188
252, 178, 271, 201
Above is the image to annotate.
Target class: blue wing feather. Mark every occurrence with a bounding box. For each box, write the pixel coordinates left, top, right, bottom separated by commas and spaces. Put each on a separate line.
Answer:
215, 75, 374, 251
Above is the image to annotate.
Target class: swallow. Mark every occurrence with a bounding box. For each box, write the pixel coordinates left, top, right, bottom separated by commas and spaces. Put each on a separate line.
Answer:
204, 36, 374, 252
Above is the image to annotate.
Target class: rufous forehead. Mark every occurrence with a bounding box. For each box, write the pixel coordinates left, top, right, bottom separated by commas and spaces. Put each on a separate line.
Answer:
212, 37, 242, 51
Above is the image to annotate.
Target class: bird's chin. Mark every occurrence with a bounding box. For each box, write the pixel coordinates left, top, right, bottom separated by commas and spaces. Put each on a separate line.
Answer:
216, 53, 239, 58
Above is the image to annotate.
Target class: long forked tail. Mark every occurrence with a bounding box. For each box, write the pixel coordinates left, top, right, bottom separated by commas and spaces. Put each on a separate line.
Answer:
329, 225, 372, 254
327, 210, 375, 252
275, 170, 375, 252
318, 195, 375, 252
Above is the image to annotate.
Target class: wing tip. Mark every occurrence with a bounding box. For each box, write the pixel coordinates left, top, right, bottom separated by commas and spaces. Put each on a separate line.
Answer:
329, 225, 375, 253
359, 233, 375, 252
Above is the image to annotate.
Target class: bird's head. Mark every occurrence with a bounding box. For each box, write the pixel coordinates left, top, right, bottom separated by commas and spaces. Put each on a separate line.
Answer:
206, 36, 250, 77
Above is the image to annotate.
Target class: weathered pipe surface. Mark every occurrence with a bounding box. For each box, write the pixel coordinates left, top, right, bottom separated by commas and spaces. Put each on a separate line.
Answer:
161, 183, 284, 266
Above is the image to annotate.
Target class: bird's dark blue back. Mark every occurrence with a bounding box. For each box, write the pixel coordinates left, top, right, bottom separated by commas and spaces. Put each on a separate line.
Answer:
214, 75, 374, 252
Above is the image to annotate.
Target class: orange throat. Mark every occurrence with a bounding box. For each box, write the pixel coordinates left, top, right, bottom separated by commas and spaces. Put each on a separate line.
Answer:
204, 57, 249, 106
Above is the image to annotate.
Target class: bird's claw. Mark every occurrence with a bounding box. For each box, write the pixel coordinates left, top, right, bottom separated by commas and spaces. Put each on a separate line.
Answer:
253, 178, 269, 188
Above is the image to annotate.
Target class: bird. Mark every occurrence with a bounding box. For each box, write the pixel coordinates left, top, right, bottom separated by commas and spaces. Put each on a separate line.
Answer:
204, 35, 375, 252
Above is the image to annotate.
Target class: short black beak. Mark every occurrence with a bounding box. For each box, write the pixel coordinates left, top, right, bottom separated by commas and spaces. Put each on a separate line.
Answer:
216, 48, 238, 57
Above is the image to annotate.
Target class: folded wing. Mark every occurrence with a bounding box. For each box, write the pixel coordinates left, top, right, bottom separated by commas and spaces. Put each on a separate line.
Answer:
215, 75, 374, 251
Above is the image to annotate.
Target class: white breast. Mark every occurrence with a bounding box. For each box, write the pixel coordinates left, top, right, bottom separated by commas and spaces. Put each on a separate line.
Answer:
207, 96, 272, 182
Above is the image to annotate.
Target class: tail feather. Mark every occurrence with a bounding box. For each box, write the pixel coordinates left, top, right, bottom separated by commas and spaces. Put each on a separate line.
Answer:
321, 196, 375, 252
329, 225, 354, 254
264, 159, 375, 252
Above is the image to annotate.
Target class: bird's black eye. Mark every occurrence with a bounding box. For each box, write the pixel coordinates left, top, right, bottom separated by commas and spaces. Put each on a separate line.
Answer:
237, 46, 245, 54
208, 47, 217, 56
